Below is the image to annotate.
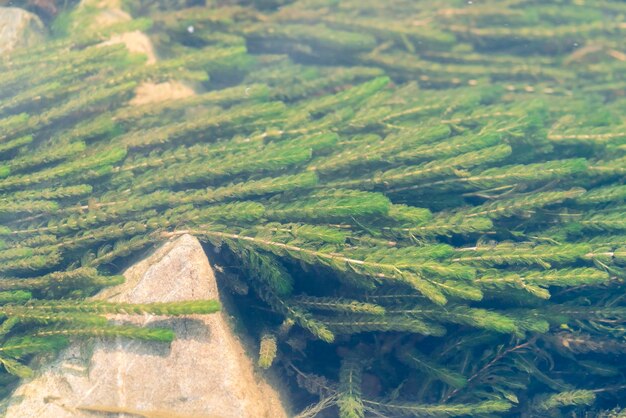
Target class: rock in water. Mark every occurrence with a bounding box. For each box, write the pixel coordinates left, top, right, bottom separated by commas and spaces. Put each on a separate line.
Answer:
76, 0, 195, 103
5, 234, 289, 418
0, 7, 45, 55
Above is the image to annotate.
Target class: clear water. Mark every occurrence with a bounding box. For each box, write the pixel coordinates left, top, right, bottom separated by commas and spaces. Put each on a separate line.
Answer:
1, 0, 626, 417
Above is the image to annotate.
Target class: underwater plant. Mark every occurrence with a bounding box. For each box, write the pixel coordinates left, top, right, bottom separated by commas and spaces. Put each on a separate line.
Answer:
1, 0, 626, 415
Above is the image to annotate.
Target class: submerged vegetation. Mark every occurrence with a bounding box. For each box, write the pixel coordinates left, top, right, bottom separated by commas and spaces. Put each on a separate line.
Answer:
1, 0, 626, 415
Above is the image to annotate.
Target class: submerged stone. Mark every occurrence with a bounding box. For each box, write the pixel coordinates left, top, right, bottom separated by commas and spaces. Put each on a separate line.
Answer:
6, 234, 289, 418
0, 7, 46, 55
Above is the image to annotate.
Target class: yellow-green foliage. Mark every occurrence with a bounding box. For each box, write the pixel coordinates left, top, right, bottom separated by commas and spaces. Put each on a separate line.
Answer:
258, 333, 277, 369
1, 0, 626, 415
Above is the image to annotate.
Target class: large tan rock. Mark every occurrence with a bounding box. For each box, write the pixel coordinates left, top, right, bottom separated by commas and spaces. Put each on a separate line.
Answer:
0, 7, 46, 55
6, 234, 289, 418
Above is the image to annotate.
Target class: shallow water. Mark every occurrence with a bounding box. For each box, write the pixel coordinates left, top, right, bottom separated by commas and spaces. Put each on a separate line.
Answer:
1, 0, 626, 417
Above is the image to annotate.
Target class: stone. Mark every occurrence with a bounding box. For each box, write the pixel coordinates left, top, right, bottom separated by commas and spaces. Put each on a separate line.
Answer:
130, 81, 196, 106
105, 30, 157, 64
98, 28, 157, 65
5, 234, 290, 418
77, 0, 194, 99
0, 7, 46, 55
75, 0, 158, 65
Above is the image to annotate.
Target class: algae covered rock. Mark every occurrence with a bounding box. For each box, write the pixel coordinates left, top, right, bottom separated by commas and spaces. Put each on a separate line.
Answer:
5, 234, 289, 418
0, 7, 45, 55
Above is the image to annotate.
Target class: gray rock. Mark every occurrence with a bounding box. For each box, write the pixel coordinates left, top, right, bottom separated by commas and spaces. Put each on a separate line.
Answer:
0, 7, 45, 55
6, 234, 289, 418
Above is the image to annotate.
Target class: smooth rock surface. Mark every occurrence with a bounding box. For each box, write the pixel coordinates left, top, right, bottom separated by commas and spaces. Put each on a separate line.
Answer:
6, 234, 289, 418
0, 7, 46, 55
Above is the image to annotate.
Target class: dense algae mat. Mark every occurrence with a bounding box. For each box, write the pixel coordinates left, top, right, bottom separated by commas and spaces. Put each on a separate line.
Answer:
1, 0, 626, 415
